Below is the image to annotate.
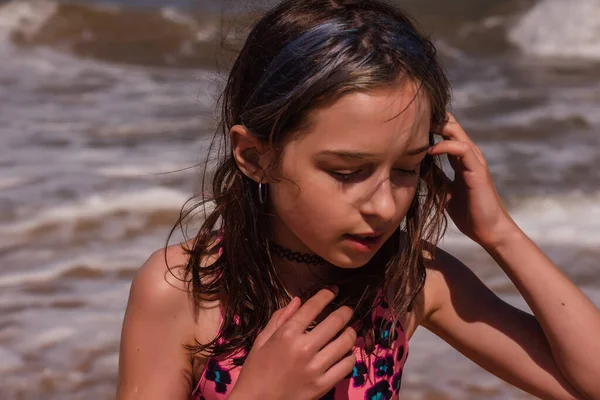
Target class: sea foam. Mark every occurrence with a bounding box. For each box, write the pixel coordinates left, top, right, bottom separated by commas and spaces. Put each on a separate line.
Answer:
509, 0, 600, 60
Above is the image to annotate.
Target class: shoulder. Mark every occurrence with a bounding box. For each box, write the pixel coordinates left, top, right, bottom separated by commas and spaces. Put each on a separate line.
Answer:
118, 241, 223, 398
136, 241, 193, 292
123, 242, 200, 352
401, 245, 481, 336
417, 245, 497, 330
129, 242, 193, 318
118, 242, 199, 398
126, 240, 222, 338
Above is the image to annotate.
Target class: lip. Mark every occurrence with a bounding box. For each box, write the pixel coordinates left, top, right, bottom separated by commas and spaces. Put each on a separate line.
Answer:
343, 233, 384, 253
351, 232, 384, 237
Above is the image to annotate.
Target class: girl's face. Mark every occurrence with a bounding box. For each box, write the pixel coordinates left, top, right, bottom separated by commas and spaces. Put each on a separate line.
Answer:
270, 81, 432, 269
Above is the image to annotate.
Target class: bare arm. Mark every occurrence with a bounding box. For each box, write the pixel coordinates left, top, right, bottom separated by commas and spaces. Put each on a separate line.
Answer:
117, 247, 197, 400
486, 229, 600, 398
421, 244, 600, 400
424, 114, 600, 399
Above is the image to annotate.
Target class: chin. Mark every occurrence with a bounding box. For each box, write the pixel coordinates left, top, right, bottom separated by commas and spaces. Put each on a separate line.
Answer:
327, 253, 375, 269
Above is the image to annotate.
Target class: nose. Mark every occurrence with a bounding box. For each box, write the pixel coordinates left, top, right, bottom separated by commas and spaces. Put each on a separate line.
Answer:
358, 179, 397, 223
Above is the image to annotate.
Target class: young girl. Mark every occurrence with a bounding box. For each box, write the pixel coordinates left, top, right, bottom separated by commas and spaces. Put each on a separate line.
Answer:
117, 0, 600, 399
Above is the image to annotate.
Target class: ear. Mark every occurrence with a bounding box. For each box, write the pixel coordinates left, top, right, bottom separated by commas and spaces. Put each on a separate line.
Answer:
230, 125, 271, 182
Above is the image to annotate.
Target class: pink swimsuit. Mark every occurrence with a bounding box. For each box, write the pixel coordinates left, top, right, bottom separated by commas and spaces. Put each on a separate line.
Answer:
191, 298, 409, 400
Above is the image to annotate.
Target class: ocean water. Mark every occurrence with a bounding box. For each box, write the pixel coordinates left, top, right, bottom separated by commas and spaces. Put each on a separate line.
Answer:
0, 0, 599, 398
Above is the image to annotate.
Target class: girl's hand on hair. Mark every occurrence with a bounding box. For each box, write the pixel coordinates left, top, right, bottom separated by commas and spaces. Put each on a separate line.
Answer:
228, 288, 356, 400
428, 113, 520, 249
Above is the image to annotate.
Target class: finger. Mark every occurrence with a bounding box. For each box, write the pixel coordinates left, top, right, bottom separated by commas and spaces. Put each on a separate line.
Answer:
440, 113, 487, 165
305, 306, 353, 351
439, 113, 470, 142
276, 296, 302, 328
255, 297, 301, 347
428, 140, 482, 173
467, 143, 486, 166
312, 326, 357, 371
318, 353, 356, 392
284, 287, 338, 334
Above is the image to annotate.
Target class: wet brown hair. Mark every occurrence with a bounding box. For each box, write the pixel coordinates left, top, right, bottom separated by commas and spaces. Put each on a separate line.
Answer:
168, 0, 451, 362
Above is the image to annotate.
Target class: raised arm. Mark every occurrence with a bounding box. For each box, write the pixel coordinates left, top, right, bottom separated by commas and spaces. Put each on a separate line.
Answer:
424, 114, 600, 399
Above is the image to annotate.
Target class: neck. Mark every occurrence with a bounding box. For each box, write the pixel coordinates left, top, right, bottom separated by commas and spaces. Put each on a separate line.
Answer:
268, 217, 346, 299
268, 242, 343, 300
270, 252, 344, 299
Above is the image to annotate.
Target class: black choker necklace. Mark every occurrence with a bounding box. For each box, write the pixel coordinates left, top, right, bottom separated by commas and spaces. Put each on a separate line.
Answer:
269, 241, 326, 265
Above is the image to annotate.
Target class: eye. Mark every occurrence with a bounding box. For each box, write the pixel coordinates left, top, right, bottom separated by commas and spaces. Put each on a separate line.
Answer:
330, 170, 362, 182
394, 167, 418, 176
390, 167, 419, 185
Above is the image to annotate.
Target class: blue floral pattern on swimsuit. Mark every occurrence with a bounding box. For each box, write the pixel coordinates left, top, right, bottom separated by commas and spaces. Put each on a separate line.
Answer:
190, 291, 409, 400
204, 359, 232, 394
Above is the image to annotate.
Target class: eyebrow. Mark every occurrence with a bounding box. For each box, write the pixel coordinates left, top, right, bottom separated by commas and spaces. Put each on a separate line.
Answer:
318, 144, 431, 159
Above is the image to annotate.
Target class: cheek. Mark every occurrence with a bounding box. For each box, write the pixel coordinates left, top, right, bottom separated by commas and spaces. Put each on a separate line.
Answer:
269, 156, 360, 248
271, 177, 418, 236
270, 173, 350, 234
397, 185, 418, 219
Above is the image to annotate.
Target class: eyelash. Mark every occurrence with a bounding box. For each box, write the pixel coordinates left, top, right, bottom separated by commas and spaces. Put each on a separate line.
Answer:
330, 168, 418, 182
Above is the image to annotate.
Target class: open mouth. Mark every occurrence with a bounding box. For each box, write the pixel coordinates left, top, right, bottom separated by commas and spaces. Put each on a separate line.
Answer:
345, 234, 381, 243
343, 233, 384, 252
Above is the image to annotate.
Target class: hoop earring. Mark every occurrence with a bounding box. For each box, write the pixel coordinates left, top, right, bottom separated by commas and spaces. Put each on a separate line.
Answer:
258, 180, 268, 204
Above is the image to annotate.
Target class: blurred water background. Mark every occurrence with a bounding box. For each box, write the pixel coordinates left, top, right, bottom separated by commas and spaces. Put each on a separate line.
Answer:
0, 0, 599, 398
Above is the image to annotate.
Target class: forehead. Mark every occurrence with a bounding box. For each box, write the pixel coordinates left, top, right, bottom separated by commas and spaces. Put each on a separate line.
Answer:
294, 81, 431, 154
